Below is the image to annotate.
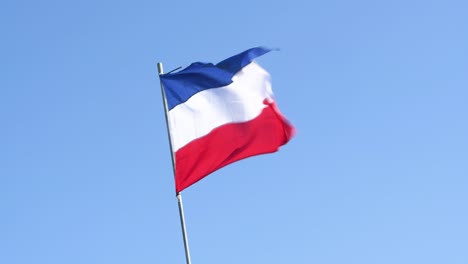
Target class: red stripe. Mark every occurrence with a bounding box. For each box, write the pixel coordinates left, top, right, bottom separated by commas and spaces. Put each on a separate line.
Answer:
175, 101, 295, 193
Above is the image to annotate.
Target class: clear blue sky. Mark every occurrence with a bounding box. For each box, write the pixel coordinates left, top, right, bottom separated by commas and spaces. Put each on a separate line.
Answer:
1, 0, 467, 263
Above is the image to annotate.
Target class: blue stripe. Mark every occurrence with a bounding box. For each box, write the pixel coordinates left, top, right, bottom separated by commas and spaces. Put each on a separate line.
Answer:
160, 47, 271, 110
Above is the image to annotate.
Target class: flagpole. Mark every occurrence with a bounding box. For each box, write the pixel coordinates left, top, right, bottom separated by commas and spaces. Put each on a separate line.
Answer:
157, 62, 192, 264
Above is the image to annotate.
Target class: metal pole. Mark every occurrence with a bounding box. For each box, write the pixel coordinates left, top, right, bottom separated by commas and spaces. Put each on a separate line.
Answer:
176, 193, 192, 264
157, 62, 192, 264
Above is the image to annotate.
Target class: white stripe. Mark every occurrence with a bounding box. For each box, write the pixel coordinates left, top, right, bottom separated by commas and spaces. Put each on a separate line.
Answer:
168, 62, 274, 152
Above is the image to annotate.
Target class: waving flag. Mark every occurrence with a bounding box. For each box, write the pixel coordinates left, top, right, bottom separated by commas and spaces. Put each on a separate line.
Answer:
159, 47, 295, 193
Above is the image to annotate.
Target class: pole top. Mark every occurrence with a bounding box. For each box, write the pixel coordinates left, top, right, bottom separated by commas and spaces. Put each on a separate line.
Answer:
157, 62, 164, 75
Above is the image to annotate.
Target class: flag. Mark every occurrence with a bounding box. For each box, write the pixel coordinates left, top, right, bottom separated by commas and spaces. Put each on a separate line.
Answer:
159, 47, 295, 193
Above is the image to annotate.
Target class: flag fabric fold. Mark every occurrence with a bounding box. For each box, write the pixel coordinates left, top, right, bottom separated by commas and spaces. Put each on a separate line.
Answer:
159, 47, 295, 193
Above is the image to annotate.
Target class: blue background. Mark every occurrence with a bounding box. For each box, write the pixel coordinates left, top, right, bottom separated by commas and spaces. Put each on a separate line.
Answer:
1, 0, 467, 263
